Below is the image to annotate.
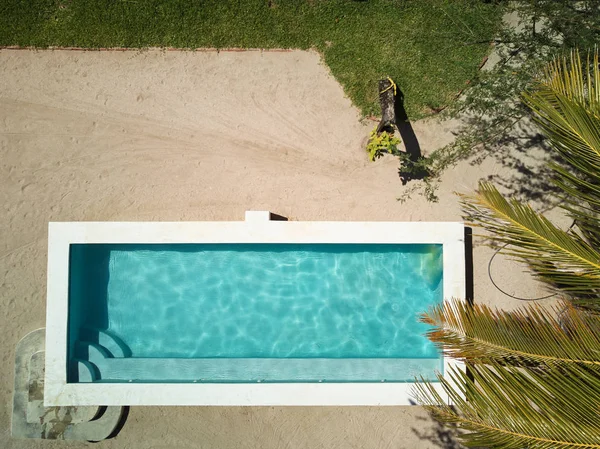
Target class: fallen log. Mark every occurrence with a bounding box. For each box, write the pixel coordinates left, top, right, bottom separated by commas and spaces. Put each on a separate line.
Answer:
376, 77, 397, 134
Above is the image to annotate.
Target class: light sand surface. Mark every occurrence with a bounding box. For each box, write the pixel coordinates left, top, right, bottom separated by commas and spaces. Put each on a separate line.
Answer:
1, 49, 553, 448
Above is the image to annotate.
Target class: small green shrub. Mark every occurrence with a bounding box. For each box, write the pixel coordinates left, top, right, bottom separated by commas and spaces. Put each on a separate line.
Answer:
366, 128, 402, 161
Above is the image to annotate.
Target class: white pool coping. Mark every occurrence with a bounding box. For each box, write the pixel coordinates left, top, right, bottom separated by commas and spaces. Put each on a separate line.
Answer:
44, 213, 465, 406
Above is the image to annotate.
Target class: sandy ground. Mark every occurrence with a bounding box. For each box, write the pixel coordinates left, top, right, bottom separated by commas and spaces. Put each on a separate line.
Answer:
0, 49, 553, 448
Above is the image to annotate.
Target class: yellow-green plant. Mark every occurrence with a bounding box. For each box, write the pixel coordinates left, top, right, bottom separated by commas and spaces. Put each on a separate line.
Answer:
415, 50, 600, 449
366, 128, 401, 161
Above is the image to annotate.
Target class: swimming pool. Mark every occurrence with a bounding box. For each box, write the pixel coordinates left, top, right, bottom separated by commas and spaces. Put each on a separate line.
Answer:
45, 214, 465, 405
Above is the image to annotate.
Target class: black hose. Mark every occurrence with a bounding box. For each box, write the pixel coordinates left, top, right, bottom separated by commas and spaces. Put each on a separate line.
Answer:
487, 220, 577, 301
487, 242, 556, 301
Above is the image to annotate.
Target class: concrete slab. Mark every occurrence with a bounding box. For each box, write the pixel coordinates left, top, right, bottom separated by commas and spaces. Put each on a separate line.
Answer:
12, 328, 125, 441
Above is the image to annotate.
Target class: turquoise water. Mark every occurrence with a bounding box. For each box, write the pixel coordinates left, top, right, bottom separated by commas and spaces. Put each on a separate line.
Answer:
68, 244, 444, 383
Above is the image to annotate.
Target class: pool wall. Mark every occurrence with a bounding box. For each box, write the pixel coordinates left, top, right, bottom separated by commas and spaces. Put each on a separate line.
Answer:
44, 212, 465, 406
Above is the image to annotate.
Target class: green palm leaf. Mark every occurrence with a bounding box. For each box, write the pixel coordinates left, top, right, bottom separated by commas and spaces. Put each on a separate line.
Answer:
524, 51, 600, 168
523, 50, 600, 248
422, 300, 600, 366
460, 182, 600, 309
414, 363, 600, 449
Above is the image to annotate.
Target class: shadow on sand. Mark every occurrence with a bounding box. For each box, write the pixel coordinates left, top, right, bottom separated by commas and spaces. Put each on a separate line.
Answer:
393, 89, 429, 185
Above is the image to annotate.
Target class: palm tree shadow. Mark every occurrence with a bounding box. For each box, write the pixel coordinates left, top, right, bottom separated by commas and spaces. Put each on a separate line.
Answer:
458, 112, 565, 210
394, 89, 429, 185
411, 413, 466, 449
479, 125, 564, 209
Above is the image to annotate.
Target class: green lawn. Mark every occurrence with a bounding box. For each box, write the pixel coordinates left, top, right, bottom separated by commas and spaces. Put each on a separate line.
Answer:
0, 0, 503, 118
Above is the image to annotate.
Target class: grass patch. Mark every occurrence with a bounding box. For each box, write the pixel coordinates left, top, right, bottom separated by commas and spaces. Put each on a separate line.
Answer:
0, 0, 503, 118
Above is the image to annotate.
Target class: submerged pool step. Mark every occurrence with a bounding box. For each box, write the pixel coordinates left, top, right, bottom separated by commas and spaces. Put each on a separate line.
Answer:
76, 359, 98, 382
79, 327, 131, 358
83, 355, 442, 383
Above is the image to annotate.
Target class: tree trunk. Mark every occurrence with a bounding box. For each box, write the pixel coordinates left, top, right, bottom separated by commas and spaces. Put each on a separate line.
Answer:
376, 78, 396, 134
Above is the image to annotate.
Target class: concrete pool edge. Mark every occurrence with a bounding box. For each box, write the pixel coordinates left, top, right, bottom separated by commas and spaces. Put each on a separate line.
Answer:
44, 215, 466, 406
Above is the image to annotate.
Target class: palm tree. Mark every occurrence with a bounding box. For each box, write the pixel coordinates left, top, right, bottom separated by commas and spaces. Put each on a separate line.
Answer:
414, 50, 600, 449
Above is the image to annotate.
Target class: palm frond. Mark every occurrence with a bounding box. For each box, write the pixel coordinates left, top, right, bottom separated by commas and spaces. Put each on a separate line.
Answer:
523, 49, 600, 246
422, 300, 600, 366
524, 50, 600, 168
414, 363, 600, 449
460, 182, 600, 307
549, 161, 600, 250
536, 50, 600, 115
527, 91, 600, 177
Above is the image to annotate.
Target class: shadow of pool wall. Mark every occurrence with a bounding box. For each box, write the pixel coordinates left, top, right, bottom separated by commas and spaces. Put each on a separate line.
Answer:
68, 245, 110, 382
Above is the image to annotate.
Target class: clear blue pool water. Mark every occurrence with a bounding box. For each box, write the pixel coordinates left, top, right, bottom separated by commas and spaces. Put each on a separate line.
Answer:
67, 244, 444, 383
